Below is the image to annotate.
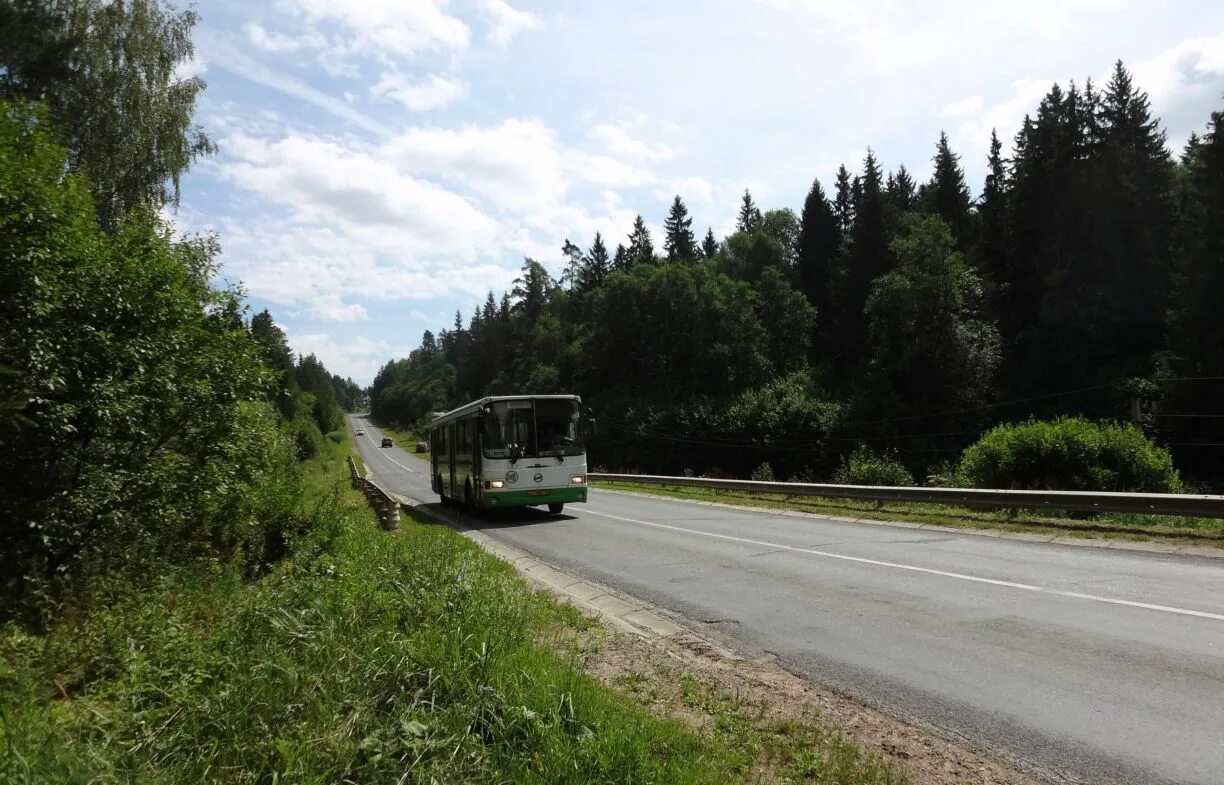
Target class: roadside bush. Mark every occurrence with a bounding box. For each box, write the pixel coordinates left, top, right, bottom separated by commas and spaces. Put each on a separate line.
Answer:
288, 417, 325, 461
832, 446, 915, 486
751, 462, 776, 481
0, 103, 277, 623
958, 417, 1182, 492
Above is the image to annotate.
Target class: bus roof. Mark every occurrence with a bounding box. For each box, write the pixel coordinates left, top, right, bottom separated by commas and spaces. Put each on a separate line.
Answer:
430, 395, 582, 425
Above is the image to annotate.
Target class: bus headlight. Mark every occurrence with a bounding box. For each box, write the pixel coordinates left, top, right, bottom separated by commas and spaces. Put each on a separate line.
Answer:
570, 475, 586, 485
484, 480, 505, 489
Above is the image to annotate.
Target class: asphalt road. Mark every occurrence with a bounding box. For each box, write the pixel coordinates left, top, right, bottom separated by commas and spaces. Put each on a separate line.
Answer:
351, 414, 1224, 785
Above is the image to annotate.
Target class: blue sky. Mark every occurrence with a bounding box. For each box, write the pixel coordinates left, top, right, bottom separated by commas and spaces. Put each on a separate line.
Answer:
173, 0, 1224, 384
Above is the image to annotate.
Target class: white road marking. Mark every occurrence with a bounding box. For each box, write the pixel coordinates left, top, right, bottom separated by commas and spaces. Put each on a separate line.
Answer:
359, 428, 416, 473
583, 508, 1224, 623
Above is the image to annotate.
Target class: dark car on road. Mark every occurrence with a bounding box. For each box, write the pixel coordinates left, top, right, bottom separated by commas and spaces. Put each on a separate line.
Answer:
381, 437, 393, 447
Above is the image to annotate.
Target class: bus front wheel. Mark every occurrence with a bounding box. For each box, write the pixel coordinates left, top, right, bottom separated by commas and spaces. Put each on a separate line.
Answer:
547, 502, 564, 515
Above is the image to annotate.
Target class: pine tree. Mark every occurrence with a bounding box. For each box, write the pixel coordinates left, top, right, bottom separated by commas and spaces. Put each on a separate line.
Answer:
737, 189, 763, 233
612, 243, 630, 272
579, 232, 611, 290
663, 195, 697, 261
977, 129, 1009, 319
1096, 60, 1175, 370
887, 165, 917, 213
833, 165, 854, 235
626, 215, 656, 267
919, 131, 973, 249
795, 178, 840, 359
1166, 112, 1224, 475
702, 227, 718, 258
833, 150, 890, 376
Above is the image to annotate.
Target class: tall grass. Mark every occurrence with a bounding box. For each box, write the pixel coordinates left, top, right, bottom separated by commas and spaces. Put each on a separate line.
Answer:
0, 440, 754, 783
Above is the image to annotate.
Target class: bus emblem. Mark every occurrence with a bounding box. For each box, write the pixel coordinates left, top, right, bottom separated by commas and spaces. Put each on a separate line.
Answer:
533, 473, 543, 483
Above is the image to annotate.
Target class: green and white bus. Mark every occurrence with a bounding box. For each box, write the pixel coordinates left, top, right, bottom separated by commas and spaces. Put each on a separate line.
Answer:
430, 395, 592, 513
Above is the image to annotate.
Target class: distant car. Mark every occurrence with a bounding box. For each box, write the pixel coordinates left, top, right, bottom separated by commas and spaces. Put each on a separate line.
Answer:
356, 429, 365, 436
415, 441, 429, 453
381, 437, 393, 448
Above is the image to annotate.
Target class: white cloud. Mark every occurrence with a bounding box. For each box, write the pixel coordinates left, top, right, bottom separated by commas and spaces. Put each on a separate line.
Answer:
244, 22, 324, 53
940, 95, 984, 118
656, 176, 716, 204
1131, 35, 1224, 146
380, 119, 569, 212
370, 72, 466, 110
945, 77, 1056, 158
476, 0, 543, 46
283, 0, 471, 57
282, 330, 406, 384
588, 124, 673, 162
219, 132, 498, 252
173, 54, 206, 82
566, 152, 656, 189
303, 294, 369, 322
200, 35, 390, 135
944, 34, 1224, 161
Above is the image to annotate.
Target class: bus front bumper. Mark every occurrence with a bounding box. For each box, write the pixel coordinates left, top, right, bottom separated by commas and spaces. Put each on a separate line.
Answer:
482, 486, 588, 507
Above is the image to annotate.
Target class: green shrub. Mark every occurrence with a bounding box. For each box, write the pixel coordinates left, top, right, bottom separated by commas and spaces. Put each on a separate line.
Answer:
288, 417, 324, 461
326, 429, 345, 444
751, 462, 776, 481
958, 417, 1182, 492
832, 447, 915, 486
0, 104, 279, 621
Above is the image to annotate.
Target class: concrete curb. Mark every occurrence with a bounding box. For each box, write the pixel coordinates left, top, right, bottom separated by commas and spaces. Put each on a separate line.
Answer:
591, 486, 1224, 559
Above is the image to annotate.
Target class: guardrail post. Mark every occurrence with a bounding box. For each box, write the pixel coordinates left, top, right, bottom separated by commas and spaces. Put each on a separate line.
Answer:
381, 497, 400, 531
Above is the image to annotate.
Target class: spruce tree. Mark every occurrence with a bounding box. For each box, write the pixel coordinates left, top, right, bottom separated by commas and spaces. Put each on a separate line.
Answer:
702, 227, 718, 258
977, 129, 1009, 319
795, 177, 840, 358
1096, 60, 1175, 371
1166, 112, 1224, 475
737, 189, 763, 233
663, 195, 697, 261
833, 164, 854, 235
833, 150, 890, 376
887, 165, 917, 213
919, 131, 973, 249
627, 214, 655, 267
612, 243, 630, 272
580, 232, 611, 290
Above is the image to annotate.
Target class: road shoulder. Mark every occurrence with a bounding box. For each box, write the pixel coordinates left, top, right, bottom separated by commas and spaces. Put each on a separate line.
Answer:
406, 497, 1061, 785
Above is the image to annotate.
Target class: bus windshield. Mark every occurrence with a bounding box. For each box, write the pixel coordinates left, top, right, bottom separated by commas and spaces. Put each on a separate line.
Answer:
483, 399, 583, 459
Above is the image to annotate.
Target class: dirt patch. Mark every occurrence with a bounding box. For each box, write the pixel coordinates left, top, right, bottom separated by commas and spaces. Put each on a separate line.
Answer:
566, 604, 1058, 785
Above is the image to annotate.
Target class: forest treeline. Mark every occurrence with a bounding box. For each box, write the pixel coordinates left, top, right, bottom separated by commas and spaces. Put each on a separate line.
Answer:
0, 1, 357, 621
371, 62, 1224, 487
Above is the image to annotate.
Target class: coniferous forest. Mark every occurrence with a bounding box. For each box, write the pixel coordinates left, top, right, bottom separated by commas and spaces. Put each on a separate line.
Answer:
371, 62, 1224, 489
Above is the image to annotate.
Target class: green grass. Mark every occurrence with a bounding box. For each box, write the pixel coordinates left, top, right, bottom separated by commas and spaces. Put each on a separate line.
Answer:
0, 431, 908, 784
595, 481, 1224, 544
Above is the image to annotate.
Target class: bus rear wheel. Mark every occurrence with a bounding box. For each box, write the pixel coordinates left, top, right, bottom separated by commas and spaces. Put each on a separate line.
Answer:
547, 502, 564, 515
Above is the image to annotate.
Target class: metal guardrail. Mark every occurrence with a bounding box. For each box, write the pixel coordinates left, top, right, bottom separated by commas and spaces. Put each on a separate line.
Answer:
587, 473, 1224, 520
349, 455, 401, 530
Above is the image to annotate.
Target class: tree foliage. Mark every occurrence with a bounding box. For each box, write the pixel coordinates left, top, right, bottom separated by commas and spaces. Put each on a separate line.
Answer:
361, 61, 1221, 489
0, 0, 214, 227
0, 105, 307, 619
